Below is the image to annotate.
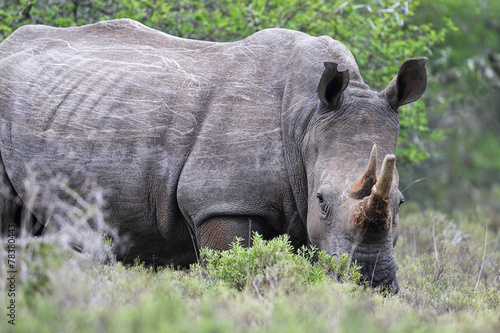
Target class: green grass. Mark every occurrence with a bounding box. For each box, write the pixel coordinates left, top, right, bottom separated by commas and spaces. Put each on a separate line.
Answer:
1, 207, 499, 333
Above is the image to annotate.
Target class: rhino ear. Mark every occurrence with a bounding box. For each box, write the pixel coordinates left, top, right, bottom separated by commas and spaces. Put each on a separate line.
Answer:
317, 62, 349, 110
382, 58, 428, 108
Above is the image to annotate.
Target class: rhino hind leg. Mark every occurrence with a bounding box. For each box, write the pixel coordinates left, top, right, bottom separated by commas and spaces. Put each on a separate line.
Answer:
198, 216, 279, 250
0, 155, 43, 237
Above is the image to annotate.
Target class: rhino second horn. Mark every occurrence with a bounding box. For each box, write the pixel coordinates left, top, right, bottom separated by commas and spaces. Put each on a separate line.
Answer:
372, 154, 396, 200
349, 144, 378, 199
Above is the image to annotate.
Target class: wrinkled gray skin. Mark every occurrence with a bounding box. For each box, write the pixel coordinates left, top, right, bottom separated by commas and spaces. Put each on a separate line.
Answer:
0, 19, 427, 289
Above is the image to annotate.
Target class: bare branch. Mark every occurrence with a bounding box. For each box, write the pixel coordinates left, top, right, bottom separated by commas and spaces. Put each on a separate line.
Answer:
474, 225, 487, 292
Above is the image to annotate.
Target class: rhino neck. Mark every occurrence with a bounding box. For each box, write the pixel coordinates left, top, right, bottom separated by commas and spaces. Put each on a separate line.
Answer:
280, 90, 317, 226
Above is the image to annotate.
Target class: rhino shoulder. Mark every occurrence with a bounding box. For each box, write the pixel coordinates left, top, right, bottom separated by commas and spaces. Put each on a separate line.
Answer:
246, 29, 362, 84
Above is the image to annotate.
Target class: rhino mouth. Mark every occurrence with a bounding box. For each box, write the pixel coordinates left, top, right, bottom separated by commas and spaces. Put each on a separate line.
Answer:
352, 242, 399, 293
348, 237, 399, 292
358, 258, 399, 291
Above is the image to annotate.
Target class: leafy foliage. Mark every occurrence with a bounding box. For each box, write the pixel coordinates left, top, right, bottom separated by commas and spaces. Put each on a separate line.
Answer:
192, 233, 362, 293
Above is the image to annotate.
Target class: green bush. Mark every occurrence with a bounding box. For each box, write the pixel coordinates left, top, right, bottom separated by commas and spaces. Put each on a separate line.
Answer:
192, 233, 362, 294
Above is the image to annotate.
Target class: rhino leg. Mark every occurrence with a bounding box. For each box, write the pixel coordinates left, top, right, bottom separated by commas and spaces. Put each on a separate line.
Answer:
198, 216, 278, 250
0, 155, 43, 237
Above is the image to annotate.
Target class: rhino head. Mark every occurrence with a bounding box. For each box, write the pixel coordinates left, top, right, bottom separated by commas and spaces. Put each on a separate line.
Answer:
304, 58, 427, 291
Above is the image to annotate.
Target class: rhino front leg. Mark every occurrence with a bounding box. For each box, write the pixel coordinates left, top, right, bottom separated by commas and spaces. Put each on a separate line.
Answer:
198, 216, 278, 251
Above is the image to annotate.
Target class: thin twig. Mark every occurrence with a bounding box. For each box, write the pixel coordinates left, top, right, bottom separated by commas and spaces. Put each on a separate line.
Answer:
248, 218, 252, 248
370, 249, 381, 287
252, 279, 263, 299
432, 223, 439, 264
488, 257, 500, 274
475, 225, 488, 292
401, 178, 427, 193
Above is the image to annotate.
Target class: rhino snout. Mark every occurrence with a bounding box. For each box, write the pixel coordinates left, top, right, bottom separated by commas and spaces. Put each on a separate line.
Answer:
359, 259, 399, 292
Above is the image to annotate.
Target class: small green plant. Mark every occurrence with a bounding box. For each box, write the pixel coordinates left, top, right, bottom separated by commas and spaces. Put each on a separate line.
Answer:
192, 233, 362, 295
20, 239, 69, 300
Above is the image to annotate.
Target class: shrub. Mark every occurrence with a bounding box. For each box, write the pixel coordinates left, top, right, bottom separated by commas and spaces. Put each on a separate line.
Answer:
191, 233, 362, 295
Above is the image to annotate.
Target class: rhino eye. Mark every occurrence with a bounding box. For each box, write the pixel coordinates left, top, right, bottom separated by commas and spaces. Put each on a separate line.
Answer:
316, 193, 329, 217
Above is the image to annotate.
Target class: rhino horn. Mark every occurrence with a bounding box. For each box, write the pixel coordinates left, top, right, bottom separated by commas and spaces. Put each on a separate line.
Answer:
349, 144, 378, 199
372, 154, 396, 200
351, 154, 395, 233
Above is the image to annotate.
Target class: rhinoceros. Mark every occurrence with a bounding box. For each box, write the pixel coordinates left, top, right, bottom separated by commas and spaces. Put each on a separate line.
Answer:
0, 19, 427, 289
